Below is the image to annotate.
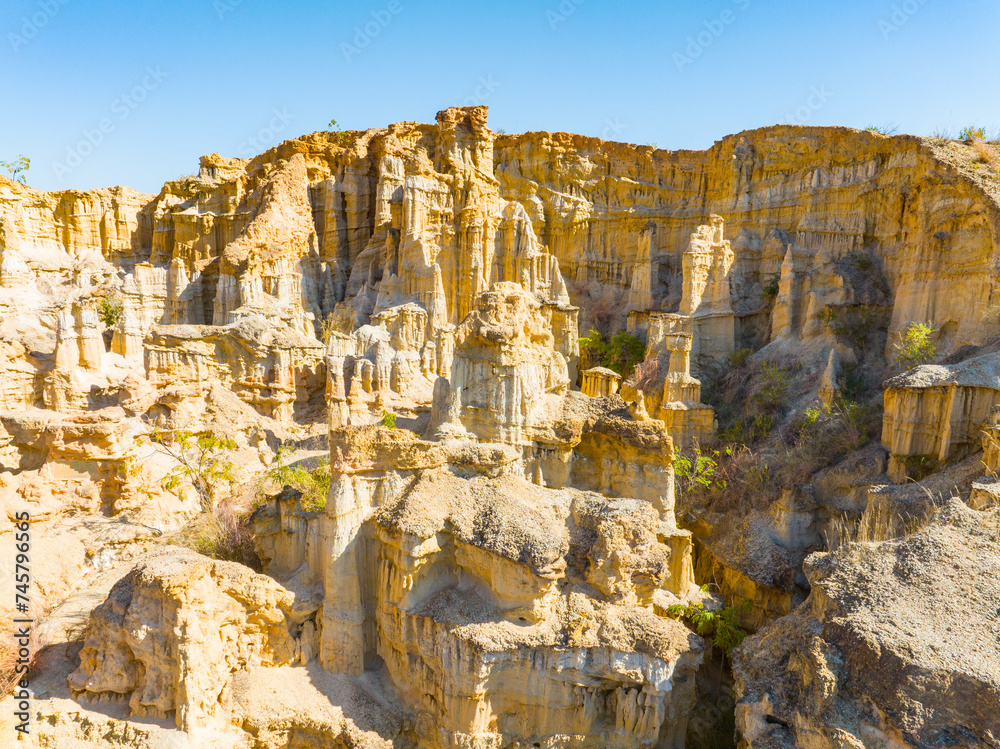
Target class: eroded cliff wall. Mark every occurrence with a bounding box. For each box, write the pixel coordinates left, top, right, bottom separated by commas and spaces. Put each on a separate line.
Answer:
5, 107, 999, 378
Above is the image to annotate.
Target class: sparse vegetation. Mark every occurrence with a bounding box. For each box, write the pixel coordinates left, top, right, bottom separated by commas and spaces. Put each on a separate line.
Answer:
266, 445, 331, 512
627, 357, 663, 393
673, 447, 725, 498
972, 139, 999, 170
818, 304, 890, 358
959, 125, 987, 142
667, 594, 751, 659
891, 321, 936, 371
692, 338, 886, 514
865, 123, 898, 135
380, 410, 397, 429
705, 356, 791, 446
667, 590, 752, 702
892, 453, 941, 481
0, 156, 29, 185
565, 280, 630, 339
328, 118, 351, 146
320, 313, 338, 345
752, 362, 790, 412
824, 496, 940, 553
177, 490, 260, 569
727, 347, 752, 369
796, 397, 881, 457
149, 428, 238, 511
98, 294, 123, 327
578, 329, 646, 377
759, 272, 780, 302
847, 251, 873, 271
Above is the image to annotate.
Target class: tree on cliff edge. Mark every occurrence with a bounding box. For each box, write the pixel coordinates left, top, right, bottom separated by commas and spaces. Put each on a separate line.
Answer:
1, 156, 29, 185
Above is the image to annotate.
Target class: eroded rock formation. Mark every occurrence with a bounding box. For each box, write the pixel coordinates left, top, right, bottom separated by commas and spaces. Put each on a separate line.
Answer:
733, 500, 1000, 748
4, 106, 1000, 748
883, 351, 1000, 480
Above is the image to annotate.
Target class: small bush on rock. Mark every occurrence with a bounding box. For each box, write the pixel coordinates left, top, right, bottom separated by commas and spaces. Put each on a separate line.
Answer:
759, 272, 780, 302
667, 596, 751, 658
267, 448, 331, 512
892, 322, 936, 371
98, 295, 123, 327
578, 329, 646, 377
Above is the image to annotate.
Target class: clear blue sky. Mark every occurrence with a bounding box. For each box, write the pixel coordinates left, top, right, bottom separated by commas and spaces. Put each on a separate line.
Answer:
3, 0, 998, 193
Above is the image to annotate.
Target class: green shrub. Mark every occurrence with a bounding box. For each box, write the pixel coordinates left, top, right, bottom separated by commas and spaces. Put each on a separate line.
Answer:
718, 414, 774, 444
267, 452, 331, 512
837, 361, 869, 402
796, 397, 880, 456
152, 429, 257, 569
578, 329, 646, 377
727, 347, 752, 369
380, 411, 397, 429
752, 363, 790, 412
150, 429, 238, 511
674, 447, 725, 498
893, 453, 941, 481
666, 593, 751, 658
0, 156, 29, 185
847, 251, 873, 271
818, 304, 888, 356
759, 272, 780, 302
959, 125, 987, 141
98, 295, 123, 327
892, 322, 936, 370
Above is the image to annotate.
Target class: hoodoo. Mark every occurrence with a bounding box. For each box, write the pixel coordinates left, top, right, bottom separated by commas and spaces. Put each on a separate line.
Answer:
3, 106, 1000, 748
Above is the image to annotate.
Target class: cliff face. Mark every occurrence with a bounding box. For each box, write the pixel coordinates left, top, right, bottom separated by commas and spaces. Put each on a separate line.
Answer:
494, 127, 1000, 354
733, 500, 1000, 749
5, 108, 999, 375
5, 107, 1000, 748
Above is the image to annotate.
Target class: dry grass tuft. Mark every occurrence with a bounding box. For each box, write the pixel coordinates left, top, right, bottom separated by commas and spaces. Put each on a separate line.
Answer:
627, 357, 665, 393
972, 138, 1000, 170
172, 482, 261, 570
823, 491, 942, 554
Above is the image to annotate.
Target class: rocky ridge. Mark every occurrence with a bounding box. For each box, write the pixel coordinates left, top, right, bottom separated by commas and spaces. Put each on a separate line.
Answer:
1, 106, 1000, 747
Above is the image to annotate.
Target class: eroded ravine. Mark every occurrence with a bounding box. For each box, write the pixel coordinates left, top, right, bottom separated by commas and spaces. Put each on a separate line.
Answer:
1, 106, 999, 747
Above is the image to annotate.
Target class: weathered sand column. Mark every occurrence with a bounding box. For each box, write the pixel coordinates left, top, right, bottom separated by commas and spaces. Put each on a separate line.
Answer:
319, 471, 373, 676
657, 332, 714, 449
663, 333, 701, 403
581, 366, 621, 397
679, 214, 735, 371
627, 220, 657, 312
